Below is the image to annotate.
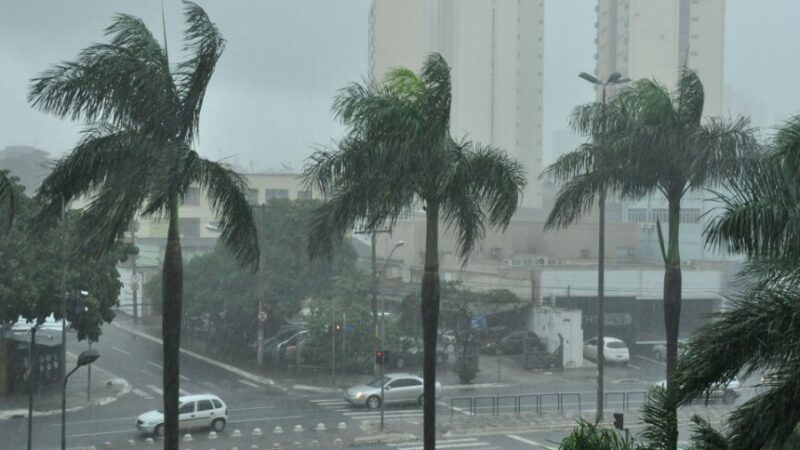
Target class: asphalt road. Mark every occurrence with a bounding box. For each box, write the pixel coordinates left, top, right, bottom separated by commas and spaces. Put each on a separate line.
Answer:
0, 319, 711, 450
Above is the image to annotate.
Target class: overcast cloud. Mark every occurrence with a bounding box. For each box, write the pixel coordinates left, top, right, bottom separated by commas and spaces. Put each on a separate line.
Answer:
1, 1, 798, 170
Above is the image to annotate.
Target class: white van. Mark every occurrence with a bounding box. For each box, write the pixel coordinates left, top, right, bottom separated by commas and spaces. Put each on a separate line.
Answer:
136, 394, 228, 436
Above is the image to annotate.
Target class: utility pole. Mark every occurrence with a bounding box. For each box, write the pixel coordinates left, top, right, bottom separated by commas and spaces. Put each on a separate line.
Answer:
257, 300, 265, 368
86, 342, 92, 401
331, 298, 336, 387
131, 221, 139, 324
27, 326, 37, 450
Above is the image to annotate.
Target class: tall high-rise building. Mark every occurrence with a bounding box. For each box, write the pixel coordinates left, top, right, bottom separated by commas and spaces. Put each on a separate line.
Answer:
596, 0, 725, 116
370, 0, 545, 208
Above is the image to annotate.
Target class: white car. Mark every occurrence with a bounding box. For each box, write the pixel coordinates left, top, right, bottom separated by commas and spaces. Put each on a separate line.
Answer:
136, 394, 228, 436
344, 373, 442, 409
584, 337, 630, 364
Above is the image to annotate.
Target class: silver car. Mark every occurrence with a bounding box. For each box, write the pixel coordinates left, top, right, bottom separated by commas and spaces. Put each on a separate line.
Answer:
136, 394, 228, 436
344, 373, 442, 409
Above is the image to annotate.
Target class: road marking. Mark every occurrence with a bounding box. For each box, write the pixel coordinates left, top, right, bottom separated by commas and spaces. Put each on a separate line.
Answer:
438, 400, 472, 416
507, 434, 557, 449
229, 415, 302, 424
627, 363, 641, 370
398, 441, 489, 450
238, 379, 262, 389
69, 429, 131, 438
147, 384, 163, 396
309, 398, 345, 403
146, 361, 163, 370
113, 322, 282, 390
231, 406, 274, 412
637, 354, 666, 366
49, 416, 138, 427
179, 374, 190, 381
133, 388, 154, 399
179, 388, 190, 395
110, 345, 131, 356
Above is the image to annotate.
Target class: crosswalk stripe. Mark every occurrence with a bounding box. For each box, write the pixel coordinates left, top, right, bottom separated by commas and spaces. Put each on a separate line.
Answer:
132, 388, 153, 399
179, 388, 190, 395
147, 384, 163, 396
238, 379, 261, 389
507, 434, 557, 449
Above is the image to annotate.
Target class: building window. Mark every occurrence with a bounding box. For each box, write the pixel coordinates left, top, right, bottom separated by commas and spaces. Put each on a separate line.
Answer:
265, 189, 289, 203
183, 187, 201, 206
652, 209, 669, 223
181, 218, 200, 237
245, 188, 259, 205
296, 190, 312, 200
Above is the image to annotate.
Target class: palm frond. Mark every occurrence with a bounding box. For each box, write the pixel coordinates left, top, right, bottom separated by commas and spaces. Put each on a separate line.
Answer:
191, 158, 259, 272
34, 126, 157, 231
418, 52, 452, 139
460, 142, 526, 229
175, 0, 225, 143
686, 116, 757, 191
544, 170, 605, 230
704, 157, 800, 259
771, 114, 800, 168
29, 14, 176, 133
639, 385, 679, 450
675, 69, 705, 127
542, 143, 594, 183
384, 67, 423, 100
686, 415, 729, 450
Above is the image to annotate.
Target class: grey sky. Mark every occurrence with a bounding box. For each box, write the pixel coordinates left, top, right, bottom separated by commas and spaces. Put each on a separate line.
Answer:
1, 1, 798, 170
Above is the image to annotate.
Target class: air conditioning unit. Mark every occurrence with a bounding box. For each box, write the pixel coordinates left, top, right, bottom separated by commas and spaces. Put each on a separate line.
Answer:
535, 256, 549, 265
503, 259, 513, 266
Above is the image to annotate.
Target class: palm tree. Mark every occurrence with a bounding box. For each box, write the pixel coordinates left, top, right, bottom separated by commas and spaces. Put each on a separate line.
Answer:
28, 4, 258, 449
608, 70, 755, 449
0, 171, 14, 230
674, 115, 800, 450
305, 53, 526, 449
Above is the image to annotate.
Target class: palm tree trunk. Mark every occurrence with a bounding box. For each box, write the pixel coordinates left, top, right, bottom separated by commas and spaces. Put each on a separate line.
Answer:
596, 188, 606, 422
422, 203, 440, 450
162, 198, 183, 450
663, 193, 681, 450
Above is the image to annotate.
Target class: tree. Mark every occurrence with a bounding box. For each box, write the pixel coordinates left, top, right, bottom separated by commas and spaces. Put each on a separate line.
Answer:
305, 53, 526, 449
0, 170, 14, 230
0, 176, 131, 340
145, 199, 357, 361
27, 4, 258, 448
673, 115, 800, 450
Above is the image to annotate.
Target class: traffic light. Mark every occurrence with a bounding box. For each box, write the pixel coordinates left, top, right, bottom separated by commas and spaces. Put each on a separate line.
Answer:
613, 412, 624, 431
375, 350, 384, 364
334, 323, 342, 332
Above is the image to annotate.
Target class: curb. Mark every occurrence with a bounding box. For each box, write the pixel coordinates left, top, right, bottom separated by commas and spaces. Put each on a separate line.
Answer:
113, 322, 288, 392
352, 432, 418, 446
293, 385, 343, 394
442, 382, 507, 390
0, 378, 131, 421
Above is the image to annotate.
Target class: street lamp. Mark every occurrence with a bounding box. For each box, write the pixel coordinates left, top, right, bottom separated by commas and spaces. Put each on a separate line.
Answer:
578, 71, 629, 423
380, 240, 404, 430
61, 349, 99, 450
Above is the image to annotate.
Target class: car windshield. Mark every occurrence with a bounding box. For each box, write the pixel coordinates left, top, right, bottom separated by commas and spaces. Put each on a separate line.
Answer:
607, 342, 627, 349
367, 376, 391, 388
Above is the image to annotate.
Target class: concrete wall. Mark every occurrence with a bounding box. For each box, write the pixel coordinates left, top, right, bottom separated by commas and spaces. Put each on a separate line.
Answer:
527, 306, 583, 369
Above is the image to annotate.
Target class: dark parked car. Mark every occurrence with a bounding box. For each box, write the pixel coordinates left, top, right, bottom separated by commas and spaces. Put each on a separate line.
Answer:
484, 330, 545, 355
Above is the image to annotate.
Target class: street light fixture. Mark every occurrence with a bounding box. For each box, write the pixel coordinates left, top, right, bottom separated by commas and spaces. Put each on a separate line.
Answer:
578, 70, 629, 423
380, 240, 404, 430
62, 349, 99, 450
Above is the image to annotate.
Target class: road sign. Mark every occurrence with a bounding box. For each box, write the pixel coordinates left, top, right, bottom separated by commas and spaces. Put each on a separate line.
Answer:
258, 311, 268, 322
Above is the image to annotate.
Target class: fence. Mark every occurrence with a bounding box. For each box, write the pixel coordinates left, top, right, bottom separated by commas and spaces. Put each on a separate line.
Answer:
449, 390, 651, 417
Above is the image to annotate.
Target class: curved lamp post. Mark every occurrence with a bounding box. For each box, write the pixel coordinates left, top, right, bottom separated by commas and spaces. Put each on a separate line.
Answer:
578, 71, 629, 422
61, 349, 99, 450
380, 240, 404, 430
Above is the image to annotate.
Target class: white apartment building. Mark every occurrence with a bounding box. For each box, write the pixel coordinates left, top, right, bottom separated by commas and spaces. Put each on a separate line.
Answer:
370, 0, 545, 208
596, 0, 725, 116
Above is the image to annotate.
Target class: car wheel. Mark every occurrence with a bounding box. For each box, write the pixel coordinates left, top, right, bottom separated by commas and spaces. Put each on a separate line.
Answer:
154, 424, 164, 437
211, 418, 226, 432
367, 395, 381, 409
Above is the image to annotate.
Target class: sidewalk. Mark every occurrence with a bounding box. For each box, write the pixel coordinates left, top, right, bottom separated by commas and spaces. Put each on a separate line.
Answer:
0, 351, 130, 420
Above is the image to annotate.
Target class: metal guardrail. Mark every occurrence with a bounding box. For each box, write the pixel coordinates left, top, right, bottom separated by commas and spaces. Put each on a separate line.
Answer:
448, 389, 655, 418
